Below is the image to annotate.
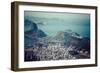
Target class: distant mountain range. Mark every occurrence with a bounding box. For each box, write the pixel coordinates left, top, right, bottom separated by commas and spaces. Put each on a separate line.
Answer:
24, 19, 90, 52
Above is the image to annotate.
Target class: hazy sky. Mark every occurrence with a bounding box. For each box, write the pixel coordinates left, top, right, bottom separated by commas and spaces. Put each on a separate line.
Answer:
24, 11, 90, 37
